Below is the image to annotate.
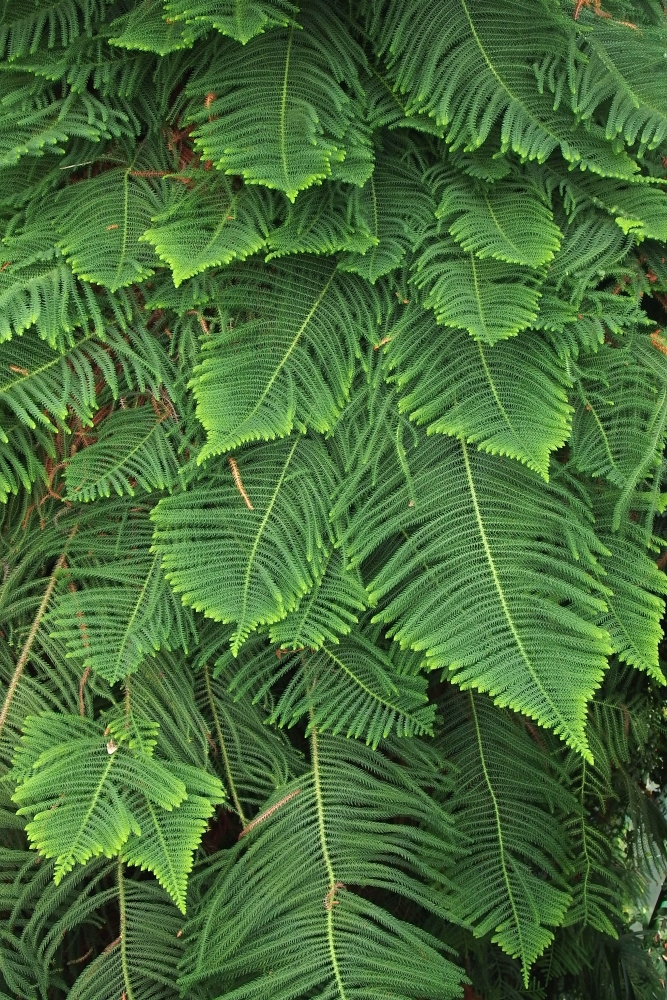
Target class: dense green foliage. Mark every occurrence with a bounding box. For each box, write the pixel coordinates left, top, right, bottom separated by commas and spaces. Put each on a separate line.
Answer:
2, 1, 667, 997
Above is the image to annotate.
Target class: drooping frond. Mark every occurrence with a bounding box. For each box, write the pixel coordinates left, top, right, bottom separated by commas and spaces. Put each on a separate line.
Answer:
365, 0, 638, 176
66, 866, 183, 1000
430, 163, 562, 267
225, 628, 435, 745
437, 689, 572, 984
189, 258, 380, 458
165, 0, 299, 44
341, 428, 611, 756
109, 0, 208, 55
63, 405, 182, 501
184, 2, 368, 199
0, 1, 113, 60
141, 175, 275, 284
265, 181, 377, 259
152, 434, 337, 652
386, 302, 572, 478
180, 731, 463, 1000
49, 500, 196, 683
412, 231, 543, 343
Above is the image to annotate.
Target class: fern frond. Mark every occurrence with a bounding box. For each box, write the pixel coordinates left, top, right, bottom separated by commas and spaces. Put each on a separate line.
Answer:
142, 175, 275, 284
109, 0, 208, 55
387, 303, 572, 478
190, 258, 380, 458
430, 164, 562, 267
412, 231, 543, 343
165, 0, 298, 44
438, 690, 572, 984
152, 435, 337, 653
184, 2, 366, 199
225, 629, 435, 745
268, 546, 368, 648
341, 429, 611, 755
265, 181, 377, 260
0, 0, 112, 60
11, 714, 187, 882
366, 0, 638, 176
66, 867, 183, 1000
64, 405, 182, 501
338, 134, 436, 281
49, 501, 196, 683
180, 731, 463, 1000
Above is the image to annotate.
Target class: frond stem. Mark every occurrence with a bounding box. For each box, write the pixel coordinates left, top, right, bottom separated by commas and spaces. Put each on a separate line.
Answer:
118, 858, 136, 1000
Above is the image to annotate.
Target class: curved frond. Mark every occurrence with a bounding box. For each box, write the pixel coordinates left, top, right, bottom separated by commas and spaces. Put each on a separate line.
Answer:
190, 258, 379, 458
266, 181, 377, 260
142, 175, 275, 284
226, 630, 435, 745
180, 731, 462, 1000
109, 1, 208, 55
387, 303, 572, 478
412, 231, 543, 343
64, 405, 182, 501
0, 1, 112, 60
342, 429, 611, 756
165, 0, 298, 44
184, 2, 367, 199
438, 690, 572, 984
152, 435, 337, 652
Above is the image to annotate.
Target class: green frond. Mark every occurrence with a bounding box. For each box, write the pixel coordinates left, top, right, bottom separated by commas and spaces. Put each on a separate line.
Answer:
64, 405, 182, 501
572, 14, 667, 152
66, 869, 183, 1000
570, 338, 667, 511
180, 731, 463, 1000
338, 134, 436, 281
386, 303, 572, 478
268, 546, 368, 648
189, 258, 380, 458
11, 714, 187, 882
0, 417, 47, 503
53, 165, 166, 291
225, 629, 435, 745
265, 182, 377, 260
361, 64, 445, 135
184, 2, 366, 199
109, 1, 208, 55
165, 0, 298, 44
438, 690, 572, 984
141, 175, 275, 284
0, 1, 112, 61
366, 0, 638, 176
430, 164, 562, 267
546, 210, 634, 299
412, 232, 543, 343
49, 501, 196, 683
123, 761, 224, 911
152, 435, 337, 652
342, 430, 611, 756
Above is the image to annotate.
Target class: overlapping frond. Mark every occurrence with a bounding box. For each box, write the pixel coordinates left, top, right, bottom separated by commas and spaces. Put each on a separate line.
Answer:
184, 2, 368, 198
165, 0, 298, 44
180, 731, 463, 1000
189, 258, 379, 457
387, 302, 572, 477
152, 434, 337, 652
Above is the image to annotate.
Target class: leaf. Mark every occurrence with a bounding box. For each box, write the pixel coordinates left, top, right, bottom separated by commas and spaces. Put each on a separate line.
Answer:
141, 176, 275, 285
387, 303, 572, 478
268, 546, 368, 648
49, 501, 196, 684
341, 427, 611, 757
109, 0, 208, 55
227, 630, 435, 745
123, 762, 224, 912
431, 165, 562, 267
184, 1, 366, 199
265, 181, 377, 260
180, 732, 462, 1000
190, 257, 380, 459
164, 0, 299, 44
439, 690, 572, 984
64, 406, 182, 501
11, 714, 187, 882
412, 232, 543, 343
152, 435, 337, 652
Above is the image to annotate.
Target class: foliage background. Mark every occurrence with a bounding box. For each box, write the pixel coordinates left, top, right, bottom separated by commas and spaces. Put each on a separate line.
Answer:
2, 1, 667, 998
